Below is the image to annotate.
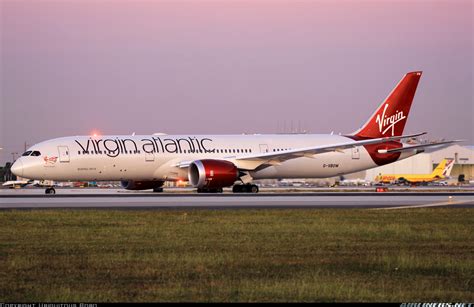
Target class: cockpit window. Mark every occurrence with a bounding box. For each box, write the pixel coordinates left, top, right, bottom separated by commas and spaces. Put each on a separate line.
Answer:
22, 151, 32, 156
30, 151, 41, 156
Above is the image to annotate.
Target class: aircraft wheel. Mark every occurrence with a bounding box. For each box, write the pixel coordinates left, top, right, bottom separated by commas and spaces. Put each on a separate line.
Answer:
250, 185, 259, 193
153, 187, 163, 193
45, 187, 56, 195
233, 184, 258, 193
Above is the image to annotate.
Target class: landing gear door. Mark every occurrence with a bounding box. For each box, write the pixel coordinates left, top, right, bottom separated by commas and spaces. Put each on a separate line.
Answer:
352, 146, 360, 159
259, 144, 269, 153
58, 146, 70, 162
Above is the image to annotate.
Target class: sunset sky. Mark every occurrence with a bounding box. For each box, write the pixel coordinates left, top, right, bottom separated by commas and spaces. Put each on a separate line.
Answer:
1, 0, 472, 163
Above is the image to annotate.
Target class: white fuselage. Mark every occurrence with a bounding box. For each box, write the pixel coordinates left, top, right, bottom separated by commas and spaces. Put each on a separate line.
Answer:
13, 134, 417, 182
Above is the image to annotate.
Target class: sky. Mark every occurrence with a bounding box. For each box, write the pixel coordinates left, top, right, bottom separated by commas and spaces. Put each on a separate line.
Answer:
0, 0, 472, 164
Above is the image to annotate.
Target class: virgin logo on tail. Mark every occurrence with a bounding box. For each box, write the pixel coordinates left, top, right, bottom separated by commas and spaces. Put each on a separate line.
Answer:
354, 72, 421, 139
375, 104, 407, 136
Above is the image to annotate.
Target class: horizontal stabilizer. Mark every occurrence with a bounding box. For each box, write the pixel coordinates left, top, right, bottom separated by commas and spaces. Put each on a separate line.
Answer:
377, 140, 461, 154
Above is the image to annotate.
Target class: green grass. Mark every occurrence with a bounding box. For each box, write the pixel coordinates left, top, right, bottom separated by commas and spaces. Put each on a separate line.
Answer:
0, 209, 473, 302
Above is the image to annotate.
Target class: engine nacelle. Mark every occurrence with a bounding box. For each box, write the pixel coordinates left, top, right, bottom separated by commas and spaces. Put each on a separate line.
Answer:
188, 159, 239, 189
120, 180, 164, 190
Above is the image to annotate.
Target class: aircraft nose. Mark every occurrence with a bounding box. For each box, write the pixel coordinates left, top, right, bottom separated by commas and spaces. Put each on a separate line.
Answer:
11, 159, 23, 177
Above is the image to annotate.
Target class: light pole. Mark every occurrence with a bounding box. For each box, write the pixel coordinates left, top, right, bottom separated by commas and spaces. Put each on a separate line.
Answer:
11, 152, 18, 162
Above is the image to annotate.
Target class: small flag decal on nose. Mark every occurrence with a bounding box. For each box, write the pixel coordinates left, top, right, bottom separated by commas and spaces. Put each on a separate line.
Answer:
44, 156, 58, 164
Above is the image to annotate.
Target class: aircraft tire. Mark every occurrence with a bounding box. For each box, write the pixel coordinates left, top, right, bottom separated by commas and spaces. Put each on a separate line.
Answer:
250, 184, 259, 193
45, 187, 56, 195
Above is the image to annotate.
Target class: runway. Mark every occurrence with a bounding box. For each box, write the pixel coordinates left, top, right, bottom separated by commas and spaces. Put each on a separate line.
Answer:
1, 191, 473, 209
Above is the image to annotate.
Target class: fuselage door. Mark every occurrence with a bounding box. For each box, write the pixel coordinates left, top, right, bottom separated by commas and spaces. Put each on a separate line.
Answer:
58, 146, 70, 162
259, 144, 269, 153
352, 146, 360, 159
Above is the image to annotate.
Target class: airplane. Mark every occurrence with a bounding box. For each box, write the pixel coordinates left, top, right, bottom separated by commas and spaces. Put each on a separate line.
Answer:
375, 158, 455, 185
10, 71, 460, 194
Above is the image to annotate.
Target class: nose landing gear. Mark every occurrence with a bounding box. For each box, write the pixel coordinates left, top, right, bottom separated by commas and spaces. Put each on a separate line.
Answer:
45, 187, 56, 194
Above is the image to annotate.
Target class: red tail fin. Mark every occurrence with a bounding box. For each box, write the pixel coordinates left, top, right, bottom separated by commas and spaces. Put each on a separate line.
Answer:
353, 71, 422, 138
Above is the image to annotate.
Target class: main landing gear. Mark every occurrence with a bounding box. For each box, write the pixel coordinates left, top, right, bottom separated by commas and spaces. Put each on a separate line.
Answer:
195, 184, 259, 194
45, 187, 56, 194
232, 184, 259, 193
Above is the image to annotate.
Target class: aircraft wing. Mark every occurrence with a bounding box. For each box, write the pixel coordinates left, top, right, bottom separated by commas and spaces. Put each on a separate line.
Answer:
175, 132, 457, 171
376, 140, 461, 154
174, 132, 426, 169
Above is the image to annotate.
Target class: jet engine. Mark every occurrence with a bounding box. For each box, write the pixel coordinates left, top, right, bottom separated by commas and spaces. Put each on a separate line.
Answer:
120, 180, 164, 191
188, 159, 239, 189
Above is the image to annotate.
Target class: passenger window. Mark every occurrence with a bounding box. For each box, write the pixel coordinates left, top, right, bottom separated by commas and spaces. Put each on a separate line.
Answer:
22, 151, 32, 156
